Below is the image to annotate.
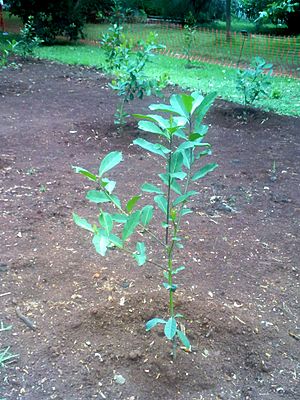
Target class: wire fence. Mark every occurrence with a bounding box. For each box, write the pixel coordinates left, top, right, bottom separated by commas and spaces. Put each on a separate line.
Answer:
129, 20, 300, 78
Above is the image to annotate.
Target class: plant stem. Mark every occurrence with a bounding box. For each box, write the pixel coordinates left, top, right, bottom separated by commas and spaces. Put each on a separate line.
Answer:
165, 135, 173, 246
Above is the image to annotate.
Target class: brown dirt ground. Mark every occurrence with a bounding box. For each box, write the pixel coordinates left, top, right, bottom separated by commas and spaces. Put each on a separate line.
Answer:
0, 59, 299, 400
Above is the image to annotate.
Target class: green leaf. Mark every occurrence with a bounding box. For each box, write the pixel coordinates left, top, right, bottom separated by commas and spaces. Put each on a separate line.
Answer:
194, 92, 217, 129
173, 191, 198, 206
171, 181, 182, 195
86, 190, 110, 204
133, 138, 170, 158
145, 318, 166, 331
73, 213, 93, 232
172, 266, 185, 275
98, 151, 123, 177
108, 233, 123, 248
195, 148, 212, 160
180, 208, 192, 216
122, 211, 140, 240
102, 178, 116, 194
92, 234, 109, 256
140, 205, 154, 226
112, 214, 128, 223
170, 94, 190, 118
193, 124, 209, 136
163, 283, 178, 292
177, 329, 191, 350
191, 92, 204, 114
133, 242, 146, 266
149, 103, 177, 114
170, 171, 187, 180
159, 173, 182, 194
126, 195, 141, 213
141, 182, 164, 194
109, 194, 122, 208
99, 212, 113, 235
170, 151, 184, 173
174, 127, 187, 139
164, 317, 177, 340
176, 141, 195, 152
182, 149, 193, 170
154, 195, 168, 215
192, 163, 218, 181
138, 120, 164, 135
72, 166, 97, 181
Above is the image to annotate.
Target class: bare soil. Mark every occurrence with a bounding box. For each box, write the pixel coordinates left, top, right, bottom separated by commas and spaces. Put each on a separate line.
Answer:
0, 59, 299, 400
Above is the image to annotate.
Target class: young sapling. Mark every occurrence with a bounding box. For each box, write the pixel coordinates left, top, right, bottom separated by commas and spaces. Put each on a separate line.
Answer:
73, 91, 218, 357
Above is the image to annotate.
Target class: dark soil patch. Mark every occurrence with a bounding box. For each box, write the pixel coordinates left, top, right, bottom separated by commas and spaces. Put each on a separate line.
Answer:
1, 60, 299, 400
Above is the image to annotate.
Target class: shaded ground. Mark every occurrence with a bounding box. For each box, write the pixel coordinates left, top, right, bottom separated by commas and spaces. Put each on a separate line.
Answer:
0, 59, 299, 400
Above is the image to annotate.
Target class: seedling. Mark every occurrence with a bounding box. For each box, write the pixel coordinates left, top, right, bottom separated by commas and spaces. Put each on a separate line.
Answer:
236, 57, 273, 106
0, 322, 18, 368
0, 39, 19, 69
73, 92, 218, 357
18, 16, 43, 58
26, 167, 38, 175
101, 21, 167, 126
39, 184, 47, 193
183, 12, 197, 67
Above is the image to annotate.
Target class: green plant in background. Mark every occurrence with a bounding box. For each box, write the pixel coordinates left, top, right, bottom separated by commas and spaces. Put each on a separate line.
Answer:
183, 11, 197, 67
236, 57, 273, 106
73, 91, 218, 357
101, 25, 167, 126
0, 322, 18, 368
0, 39, 19, 69
18, 16, 43, 58
100, 2, 167, 127
271, 88, 281, 99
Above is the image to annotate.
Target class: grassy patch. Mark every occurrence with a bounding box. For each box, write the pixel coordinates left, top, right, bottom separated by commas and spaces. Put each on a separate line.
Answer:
34, 43, 300, 117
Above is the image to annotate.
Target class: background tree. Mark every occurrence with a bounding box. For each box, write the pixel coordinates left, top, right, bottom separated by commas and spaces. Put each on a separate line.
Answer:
241, 0, 300, 32
6, 0, 103, 42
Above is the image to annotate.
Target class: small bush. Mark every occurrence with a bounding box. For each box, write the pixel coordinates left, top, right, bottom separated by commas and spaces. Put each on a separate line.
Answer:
236, 57, 273, 106
101, 24, 168, 126
18, 16, 43, 57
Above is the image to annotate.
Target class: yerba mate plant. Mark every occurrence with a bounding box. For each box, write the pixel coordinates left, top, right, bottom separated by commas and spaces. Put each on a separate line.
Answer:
73, 92, 218, 357
101, 23, 167, 126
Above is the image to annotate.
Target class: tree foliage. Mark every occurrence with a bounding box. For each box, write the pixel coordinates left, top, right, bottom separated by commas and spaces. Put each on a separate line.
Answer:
241, 0, 300, 32
6, 0, 103, 42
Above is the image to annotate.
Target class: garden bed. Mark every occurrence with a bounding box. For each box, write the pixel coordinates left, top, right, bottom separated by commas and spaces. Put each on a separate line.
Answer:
0, 59, 299, 400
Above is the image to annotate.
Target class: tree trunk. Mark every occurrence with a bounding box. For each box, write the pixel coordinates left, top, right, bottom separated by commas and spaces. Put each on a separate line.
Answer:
226, 0, 231, 41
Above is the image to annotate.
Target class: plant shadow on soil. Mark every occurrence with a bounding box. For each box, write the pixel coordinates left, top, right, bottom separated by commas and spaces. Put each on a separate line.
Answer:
0, 59, 299, 400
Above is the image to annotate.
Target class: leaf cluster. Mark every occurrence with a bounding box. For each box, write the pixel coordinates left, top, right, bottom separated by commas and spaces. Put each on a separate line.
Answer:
101, 23, 167, 125
0, 39, 19, 70
236, 57, 273, 106
18, 16, 43, 57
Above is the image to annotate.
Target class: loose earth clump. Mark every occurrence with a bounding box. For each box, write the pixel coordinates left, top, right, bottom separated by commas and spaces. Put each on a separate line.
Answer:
0, 59, 299, 400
